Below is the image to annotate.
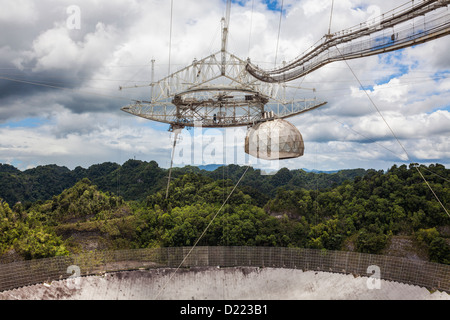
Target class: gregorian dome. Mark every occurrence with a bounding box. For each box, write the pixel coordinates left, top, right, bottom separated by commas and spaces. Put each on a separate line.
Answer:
245, 119, 305, 160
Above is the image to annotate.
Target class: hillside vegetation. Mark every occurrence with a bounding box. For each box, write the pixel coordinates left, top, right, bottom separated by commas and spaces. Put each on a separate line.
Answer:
0, 160, 366, 205
0, 161, 449, 265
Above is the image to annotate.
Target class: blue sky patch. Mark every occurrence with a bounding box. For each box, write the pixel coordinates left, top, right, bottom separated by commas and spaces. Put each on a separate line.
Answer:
263, 0, 281, 11
0, 117, 47, 129
352, 4, 367, 11
432, 70, 450, 82
229, 0, 285, 12
375, 50, 410, 86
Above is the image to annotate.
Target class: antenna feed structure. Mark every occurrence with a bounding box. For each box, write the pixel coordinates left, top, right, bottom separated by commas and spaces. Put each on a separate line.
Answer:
120, 5, 327, 161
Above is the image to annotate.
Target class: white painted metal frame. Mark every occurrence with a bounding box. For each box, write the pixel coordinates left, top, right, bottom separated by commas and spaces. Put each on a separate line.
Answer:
247, 0, 450, 83
121, 49, 327, 128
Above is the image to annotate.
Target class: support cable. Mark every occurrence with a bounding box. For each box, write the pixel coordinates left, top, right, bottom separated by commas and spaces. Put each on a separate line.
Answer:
168, 0, 174, 78
419, 166, 450, 184
274, 0, 284, 67
247, 0, 255, 57
415, 166, 450, 218
0, 75, 131, 101
328, 0, 448, 217
336, 46, 411, 161
165, 130, 180, 199
247, 0, 450, 83
327, 0, 335, 36
317, 110, 406, 160
335, 45, 450, 218
155, 164, 251, 299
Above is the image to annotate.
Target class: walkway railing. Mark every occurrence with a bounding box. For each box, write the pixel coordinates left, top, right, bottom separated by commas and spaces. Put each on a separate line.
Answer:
0, 247, 449, 293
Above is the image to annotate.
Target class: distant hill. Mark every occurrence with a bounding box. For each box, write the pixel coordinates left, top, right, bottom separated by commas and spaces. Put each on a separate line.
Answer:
0, 162, 448, 264
302, 168, 339, 174
198, 164, 225, 171
0, 160, 370, 206
201, 165, 342, 174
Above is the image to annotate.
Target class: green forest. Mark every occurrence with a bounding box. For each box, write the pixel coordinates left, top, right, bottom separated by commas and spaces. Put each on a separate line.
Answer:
0, 160, 449, 264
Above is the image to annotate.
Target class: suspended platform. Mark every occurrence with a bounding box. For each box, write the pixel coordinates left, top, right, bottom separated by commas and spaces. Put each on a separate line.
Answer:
121, 50, 326, 129
120, 0, 450, 164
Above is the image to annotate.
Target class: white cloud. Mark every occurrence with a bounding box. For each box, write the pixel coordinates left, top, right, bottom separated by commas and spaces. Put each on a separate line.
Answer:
0, 0, 449, 171
0, 0, 38, 25
0, 109, 172, 170
372, 78, 409, 104
14, 22, 120, 73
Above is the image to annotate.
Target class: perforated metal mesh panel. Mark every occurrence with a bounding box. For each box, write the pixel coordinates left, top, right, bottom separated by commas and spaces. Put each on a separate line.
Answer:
245, 119, 304, 160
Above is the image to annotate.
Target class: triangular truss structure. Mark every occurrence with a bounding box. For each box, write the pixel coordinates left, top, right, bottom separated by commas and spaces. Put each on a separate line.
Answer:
121, 0, 327, 131
121, 49, 326, 129
247, 0, 450, 83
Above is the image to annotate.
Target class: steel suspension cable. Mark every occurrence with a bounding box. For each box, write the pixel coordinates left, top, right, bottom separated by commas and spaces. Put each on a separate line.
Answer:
168, 0, 174, 78
0, 75, 131, 101
335, 45, 450, 218
247, 0, 255, 57
415, 166, 450, 218
274, 0, 284, 67
335, 46, 411, 161
327, 0, 335, 36
419, 166, 450, 184
154, 164, 251, 299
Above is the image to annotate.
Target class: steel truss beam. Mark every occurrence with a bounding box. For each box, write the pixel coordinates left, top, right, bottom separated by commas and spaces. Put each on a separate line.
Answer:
121, 50, 327, 128
247, 0, 450, 83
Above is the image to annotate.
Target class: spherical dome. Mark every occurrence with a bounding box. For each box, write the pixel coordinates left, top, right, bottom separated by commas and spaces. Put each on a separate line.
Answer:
245, 119, 304, 160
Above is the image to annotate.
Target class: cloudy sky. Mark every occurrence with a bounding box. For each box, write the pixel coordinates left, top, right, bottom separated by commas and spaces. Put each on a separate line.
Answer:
0, 0, 449, 172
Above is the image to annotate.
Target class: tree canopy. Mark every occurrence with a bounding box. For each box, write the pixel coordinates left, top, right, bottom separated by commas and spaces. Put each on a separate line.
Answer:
0, 162, 448, 264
